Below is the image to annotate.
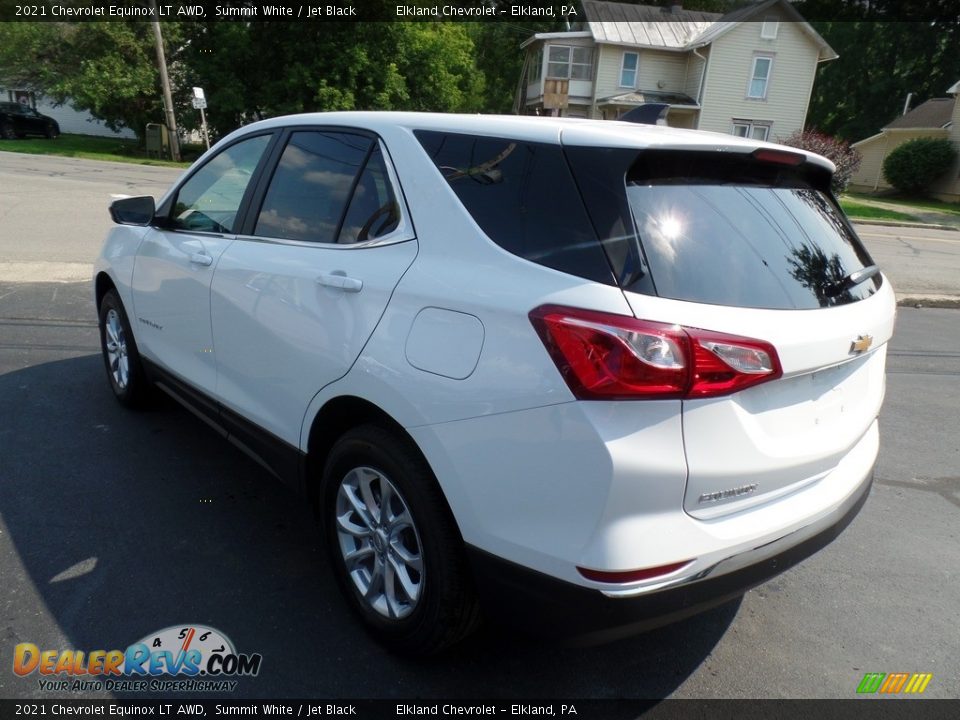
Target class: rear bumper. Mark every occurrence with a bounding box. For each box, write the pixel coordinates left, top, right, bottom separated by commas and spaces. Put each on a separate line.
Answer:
467, 466, 873, 645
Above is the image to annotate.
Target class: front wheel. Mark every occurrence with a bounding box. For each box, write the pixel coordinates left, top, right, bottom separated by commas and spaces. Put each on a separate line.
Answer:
45, 124, 59, 139
98, 289, 152, 408
322, 425, 480, 655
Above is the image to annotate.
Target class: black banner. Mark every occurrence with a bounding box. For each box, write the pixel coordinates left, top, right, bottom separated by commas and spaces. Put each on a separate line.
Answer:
2, 700, 960, 720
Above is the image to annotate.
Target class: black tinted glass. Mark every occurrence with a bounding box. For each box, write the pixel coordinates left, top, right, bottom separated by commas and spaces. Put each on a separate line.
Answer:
415, 130, 614, 285
625, 152, 879, 309
337, 145, 400, 244
256, 131, 372, 243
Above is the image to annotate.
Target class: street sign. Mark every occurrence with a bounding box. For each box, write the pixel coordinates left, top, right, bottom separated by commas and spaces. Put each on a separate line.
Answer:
192, 87, 205, 100
191, 97, 207, 109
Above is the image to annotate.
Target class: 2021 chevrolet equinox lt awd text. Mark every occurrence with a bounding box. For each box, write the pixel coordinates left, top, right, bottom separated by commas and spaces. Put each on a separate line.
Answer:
95, 113, 894, 654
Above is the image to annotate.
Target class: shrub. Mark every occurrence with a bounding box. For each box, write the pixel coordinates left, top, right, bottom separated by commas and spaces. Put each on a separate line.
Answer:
781, 130, 862, 194
882, 137, 958, 195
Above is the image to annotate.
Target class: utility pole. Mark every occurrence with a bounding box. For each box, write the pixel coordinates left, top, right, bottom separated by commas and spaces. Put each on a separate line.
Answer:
149, 0, 180, 162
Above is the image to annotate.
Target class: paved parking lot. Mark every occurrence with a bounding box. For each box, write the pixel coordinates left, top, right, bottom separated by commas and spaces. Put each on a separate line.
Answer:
1, 152, 958, 700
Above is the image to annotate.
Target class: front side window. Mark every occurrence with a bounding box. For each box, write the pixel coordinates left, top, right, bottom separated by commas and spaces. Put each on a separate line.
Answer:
171, 134, 270, 234
748, 56, 773, 98
620, 52, 639, 88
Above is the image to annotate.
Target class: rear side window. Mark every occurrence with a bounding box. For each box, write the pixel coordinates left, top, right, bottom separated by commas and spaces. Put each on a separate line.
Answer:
338, 145, 400, 244
624, 151, 879, 309
415, 130, 614, 285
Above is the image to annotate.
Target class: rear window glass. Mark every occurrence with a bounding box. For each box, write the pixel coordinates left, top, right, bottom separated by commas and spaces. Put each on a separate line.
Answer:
415, 130, 614, 285
625, 151, 879, 309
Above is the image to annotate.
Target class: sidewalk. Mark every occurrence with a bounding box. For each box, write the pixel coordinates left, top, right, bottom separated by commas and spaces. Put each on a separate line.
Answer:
845, 195, 960, 231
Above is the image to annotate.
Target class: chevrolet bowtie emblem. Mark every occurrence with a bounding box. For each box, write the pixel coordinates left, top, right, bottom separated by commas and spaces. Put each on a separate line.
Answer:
850, 334, 873, 354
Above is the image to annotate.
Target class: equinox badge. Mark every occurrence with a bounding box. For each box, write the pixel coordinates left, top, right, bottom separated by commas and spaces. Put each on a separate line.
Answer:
850, 334, 873, 354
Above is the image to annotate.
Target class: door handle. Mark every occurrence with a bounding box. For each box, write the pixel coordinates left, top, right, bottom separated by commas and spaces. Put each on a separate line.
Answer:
189, 252, 213, 267
316, 272, 363, 293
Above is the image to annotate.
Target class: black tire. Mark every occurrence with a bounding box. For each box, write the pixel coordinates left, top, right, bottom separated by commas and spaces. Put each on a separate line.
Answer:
45, 124, 59, 139
98, 289, 152, 408
1, 124, 16, 140
321, 424, 480, 655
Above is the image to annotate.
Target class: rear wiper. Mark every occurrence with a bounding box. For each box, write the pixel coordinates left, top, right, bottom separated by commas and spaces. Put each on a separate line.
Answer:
825, 264, 880, 296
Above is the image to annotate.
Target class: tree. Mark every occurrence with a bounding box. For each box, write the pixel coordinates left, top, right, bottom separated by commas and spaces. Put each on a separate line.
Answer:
780, 129, 862, 193
0, 22, 185, 143
176, 22, 487, 139
802, 15, 960, 141
882, 138, 958, 195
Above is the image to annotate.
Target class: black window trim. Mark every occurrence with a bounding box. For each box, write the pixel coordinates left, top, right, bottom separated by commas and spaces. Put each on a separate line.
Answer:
154, 130, 280, 238
235, 124, 416, 251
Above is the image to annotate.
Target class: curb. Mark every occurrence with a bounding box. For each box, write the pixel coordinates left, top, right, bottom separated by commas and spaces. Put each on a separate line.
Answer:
896, 294, 960, 309
850, 218, 959, 232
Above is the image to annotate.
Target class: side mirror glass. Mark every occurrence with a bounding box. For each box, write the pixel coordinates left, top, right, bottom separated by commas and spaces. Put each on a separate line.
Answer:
109, 196, 155, 226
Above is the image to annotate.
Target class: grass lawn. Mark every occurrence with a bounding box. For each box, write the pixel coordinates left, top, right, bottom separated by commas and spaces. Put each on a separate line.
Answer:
844, 192, 960, 216
839, 199, 919, 222
0, 133, 193, 167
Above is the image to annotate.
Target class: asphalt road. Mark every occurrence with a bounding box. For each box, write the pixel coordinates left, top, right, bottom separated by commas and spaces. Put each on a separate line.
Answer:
1, 152, 959, 701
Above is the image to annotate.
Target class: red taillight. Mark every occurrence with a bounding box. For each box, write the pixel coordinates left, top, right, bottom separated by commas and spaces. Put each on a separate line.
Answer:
529, 305, 782, 400
577, 560, 693, 584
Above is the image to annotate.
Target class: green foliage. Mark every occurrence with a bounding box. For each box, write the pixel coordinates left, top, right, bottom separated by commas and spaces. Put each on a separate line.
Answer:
805, 19, 960, 142
780, 129, 862, 194
0, 22, 184, 142
882, 138, 958, 195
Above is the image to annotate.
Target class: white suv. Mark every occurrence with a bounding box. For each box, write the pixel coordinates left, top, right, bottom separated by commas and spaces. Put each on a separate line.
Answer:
95, 113, 894, 654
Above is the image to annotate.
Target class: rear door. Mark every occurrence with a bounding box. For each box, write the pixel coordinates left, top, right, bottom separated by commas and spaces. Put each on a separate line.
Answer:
210, 128, 416, 447
567, 144, 896, 518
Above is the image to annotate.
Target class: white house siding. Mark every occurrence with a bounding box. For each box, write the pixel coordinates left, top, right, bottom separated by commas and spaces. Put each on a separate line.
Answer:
12, 92, 137, 139
696, 16, 820, 139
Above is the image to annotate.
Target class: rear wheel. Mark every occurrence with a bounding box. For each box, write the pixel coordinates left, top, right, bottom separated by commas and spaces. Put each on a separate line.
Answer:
1, 124, 16, 140
98, 289, 152, 408
322, 424, 480, 655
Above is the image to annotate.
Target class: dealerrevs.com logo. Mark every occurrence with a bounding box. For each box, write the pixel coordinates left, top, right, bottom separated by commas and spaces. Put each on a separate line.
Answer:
13, 625, 262, 693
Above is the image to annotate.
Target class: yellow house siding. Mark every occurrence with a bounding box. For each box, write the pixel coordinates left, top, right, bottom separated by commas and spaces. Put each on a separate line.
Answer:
849, 129, 953, 194
697, 14, 820, 140
594, 45, 688, 100
683, 48, 707, 103
849, 134, 891, 191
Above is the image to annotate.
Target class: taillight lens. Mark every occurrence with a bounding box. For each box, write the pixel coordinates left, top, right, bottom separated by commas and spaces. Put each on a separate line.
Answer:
529, 305, 782, 400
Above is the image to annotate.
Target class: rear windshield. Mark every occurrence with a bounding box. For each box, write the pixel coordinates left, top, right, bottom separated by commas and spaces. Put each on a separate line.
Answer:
624, 151, 880, 309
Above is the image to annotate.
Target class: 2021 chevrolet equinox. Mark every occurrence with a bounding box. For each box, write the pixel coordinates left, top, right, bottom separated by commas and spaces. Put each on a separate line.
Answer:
95, 113, 894, 654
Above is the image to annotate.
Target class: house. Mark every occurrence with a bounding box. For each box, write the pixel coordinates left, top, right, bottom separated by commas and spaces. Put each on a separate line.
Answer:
515, 0, 837, 142
1, 88, 135, 139
849, 83, 960, 202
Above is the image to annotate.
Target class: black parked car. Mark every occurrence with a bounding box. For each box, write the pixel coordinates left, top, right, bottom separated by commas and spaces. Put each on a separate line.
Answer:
0, 102, 60, 139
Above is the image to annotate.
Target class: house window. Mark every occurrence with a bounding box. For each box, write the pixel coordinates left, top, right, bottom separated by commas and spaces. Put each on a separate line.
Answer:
620, 52, 639, 88
547, 45, 593, 80
528, 48, 543, 83
732, 120, 771, 141
748, 56, 773, 99
761, 18, 779, 39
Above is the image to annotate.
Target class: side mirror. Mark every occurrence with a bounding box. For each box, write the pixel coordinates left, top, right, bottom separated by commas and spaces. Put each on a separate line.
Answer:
109, 196, 155, 226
